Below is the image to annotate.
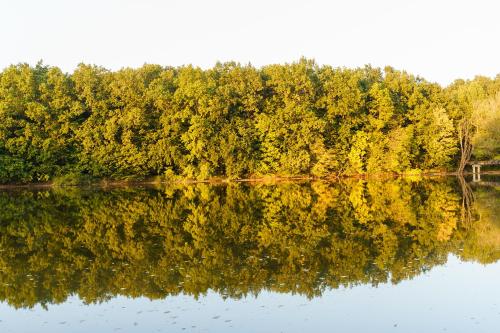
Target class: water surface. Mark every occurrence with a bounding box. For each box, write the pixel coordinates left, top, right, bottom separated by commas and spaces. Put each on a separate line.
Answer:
0, 176, 499, 332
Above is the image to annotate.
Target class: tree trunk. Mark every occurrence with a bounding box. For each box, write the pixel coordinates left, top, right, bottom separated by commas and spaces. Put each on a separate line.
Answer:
457, 118, 473, 174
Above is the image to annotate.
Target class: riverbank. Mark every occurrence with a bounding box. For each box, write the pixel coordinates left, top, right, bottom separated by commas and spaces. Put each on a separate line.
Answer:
1, 170, 500, 190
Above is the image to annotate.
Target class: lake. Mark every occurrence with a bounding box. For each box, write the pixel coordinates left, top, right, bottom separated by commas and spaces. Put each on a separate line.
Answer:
0, 176, 499, 332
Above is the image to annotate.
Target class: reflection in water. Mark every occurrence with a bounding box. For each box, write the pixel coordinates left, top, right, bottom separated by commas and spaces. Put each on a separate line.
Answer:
0, 177, 498, 311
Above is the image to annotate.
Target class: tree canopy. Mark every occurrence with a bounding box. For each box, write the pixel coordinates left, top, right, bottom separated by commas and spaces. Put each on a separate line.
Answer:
0, 60, 499, 183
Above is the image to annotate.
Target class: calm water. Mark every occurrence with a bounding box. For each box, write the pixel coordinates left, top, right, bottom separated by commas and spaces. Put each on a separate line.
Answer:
0, 176, 499, 332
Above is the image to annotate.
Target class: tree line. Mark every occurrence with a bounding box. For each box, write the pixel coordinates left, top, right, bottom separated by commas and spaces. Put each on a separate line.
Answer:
0, 60, 499, 183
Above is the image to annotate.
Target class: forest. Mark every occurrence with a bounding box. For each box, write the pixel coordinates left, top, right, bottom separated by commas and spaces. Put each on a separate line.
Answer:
0, 59, 499, 183
0, 179, 498, 308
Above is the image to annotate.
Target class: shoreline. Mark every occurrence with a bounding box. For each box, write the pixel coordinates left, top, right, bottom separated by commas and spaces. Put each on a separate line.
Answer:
1, 170, 499, 190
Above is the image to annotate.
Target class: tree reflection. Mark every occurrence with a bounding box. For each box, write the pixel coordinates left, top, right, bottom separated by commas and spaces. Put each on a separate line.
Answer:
0, 177, 498, 309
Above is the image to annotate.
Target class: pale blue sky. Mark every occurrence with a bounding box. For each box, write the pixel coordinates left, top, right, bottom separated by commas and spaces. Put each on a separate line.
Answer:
1, 0, 499, 85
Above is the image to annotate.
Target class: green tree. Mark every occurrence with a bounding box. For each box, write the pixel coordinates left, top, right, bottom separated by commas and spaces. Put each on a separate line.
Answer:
472, 92, 500, 159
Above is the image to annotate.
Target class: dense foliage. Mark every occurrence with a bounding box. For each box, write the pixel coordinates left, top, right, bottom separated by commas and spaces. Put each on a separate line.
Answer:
0, 178, 498, 308
0, 60, 499, 183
